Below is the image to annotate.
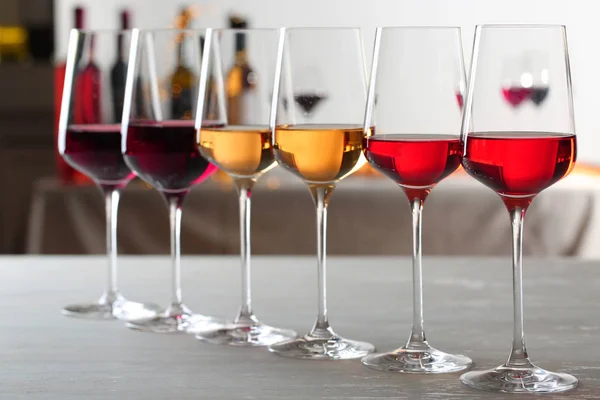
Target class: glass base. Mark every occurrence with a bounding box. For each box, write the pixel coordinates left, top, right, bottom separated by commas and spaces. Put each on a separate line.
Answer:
195, 315, 298, 347
62, 292, 159, 321
268, 330, 375, 360
126, 303, 223, 334
460, 363, 578, 393
361, 344, 473, 374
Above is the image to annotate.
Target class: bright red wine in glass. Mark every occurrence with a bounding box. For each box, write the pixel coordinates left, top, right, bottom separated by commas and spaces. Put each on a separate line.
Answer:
124, 120, 218, 193
63, 124, 135, 187
501, 86, 532, 108
462, 132, 576, 206
364, 134, 462, 200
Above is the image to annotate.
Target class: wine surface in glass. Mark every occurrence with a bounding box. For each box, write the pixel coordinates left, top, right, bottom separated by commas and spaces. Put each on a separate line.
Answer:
197, 125, 275, 178
364, 134, 461, 188
64, 124, 135, 186
274, 124, 364, 184
462, 132, 576, 197
124, 120, 217, 193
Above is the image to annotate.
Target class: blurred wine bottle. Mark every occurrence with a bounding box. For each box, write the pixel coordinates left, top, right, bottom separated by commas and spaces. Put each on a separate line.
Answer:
20, 0, 54, 62
54, 6, 90, 184
110, 10, 129, 123
201, 35, 219, 121
73, 33, 101, 124
170, 7, 195, 120
226, 15, 256, 125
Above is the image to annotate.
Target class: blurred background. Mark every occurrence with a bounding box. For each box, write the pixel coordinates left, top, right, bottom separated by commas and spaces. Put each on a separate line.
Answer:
2, 0, 599, 257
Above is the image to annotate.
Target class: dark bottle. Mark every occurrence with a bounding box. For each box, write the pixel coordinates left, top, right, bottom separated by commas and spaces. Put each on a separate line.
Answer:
110, 10, 130, 123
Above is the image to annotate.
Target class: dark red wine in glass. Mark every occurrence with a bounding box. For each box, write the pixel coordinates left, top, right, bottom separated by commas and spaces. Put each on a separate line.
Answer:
124, 120, 218, 192
462, 132, 576, 207
530, 86, 550, 106
63, 124, 136, 187
364, 134, 462, 200
501, 86, 532, 108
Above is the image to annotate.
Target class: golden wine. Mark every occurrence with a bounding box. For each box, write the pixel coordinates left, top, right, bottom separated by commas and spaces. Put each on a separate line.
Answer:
198, 125, 275, 178
274, 124, 366, 184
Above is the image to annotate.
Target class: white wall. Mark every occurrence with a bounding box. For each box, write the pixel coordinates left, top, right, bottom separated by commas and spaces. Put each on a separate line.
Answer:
54, 0, 599, 163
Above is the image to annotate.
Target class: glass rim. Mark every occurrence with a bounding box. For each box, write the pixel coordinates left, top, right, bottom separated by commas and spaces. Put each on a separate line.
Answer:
69, 28, 132, 35
378, 25, 461, 30
476, 23, 566, 29
211, 28, 278, 33
284, 26, 361, 31
132, 27, 208, 34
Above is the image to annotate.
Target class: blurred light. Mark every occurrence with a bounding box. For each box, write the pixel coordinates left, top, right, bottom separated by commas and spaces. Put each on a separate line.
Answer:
266, 176, 280, 190
520, 72, 533, 88
0, 26, 28, 62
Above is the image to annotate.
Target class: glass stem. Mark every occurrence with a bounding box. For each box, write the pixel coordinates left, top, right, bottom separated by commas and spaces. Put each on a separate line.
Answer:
235, 180, 255, 323
506, 206, 532, 368
104, 188, 120, 297
309, 185, 334, 338
168, 194, 185, 307
406, 198, 428, 350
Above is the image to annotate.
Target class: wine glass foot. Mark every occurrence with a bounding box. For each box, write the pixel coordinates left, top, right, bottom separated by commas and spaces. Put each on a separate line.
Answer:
460, 363, 578, 393
62, 292, 160, 321
195, 316, 298, 347
268, 331, 375, 360
361, 344, 473, 374
125, 303, 223, 334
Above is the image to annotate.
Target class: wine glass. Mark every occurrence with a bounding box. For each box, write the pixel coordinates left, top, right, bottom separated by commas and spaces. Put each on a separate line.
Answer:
459, 25, 577, 393
501, 55, 532, 108
194, 28, 297, 346
360, 27, 473, 373
267, 27, 375, 360
121, 28, 224, 334
58, 29, 159, 321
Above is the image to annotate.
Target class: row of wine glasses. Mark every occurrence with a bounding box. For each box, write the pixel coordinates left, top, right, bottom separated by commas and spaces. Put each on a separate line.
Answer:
58, 25, 577, 394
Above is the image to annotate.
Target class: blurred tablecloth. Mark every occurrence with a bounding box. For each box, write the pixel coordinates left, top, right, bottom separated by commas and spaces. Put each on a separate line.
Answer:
26, 168, 600, 258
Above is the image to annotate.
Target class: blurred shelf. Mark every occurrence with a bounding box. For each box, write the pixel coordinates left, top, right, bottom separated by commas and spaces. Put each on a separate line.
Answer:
0, 62, 53, 111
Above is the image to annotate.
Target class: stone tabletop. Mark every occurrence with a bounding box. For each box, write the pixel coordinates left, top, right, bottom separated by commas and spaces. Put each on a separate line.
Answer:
1, 255, 597, 399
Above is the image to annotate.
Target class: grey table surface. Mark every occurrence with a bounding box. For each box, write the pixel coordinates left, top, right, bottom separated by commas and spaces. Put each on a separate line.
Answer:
2, 255, 599, 399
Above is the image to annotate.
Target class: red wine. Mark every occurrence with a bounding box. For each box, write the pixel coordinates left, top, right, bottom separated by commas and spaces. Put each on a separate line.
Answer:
364, 134, 461, 199
530, 86, 549, 106
294, 93, 326, 114
456, 92, 464, 109
463, 132, 576, 203
63, 124, 135, 187
502, 86, 531, 108
124, 120, 218, 193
